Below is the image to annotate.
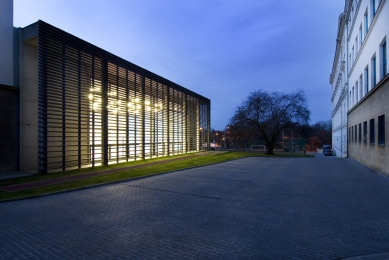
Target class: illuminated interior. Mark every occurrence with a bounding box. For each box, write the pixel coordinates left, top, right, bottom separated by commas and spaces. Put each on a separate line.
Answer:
38, 21, 210, 173
87, 66, 190, 166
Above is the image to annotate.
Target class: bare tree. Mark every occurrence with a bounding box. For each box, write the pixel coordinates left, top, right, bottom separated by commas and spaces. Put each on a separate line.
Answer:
229, 89, 310, 154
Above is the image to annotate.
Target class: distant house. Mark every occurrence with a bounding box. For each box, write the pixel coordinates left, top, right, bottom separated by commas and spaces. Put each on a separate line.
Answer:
0, 0, 210, 174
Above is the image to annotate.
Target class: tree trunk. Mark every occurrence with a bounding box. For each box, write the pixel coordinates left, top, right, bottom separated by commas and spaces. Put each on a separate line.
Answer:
266, 141, 274, 155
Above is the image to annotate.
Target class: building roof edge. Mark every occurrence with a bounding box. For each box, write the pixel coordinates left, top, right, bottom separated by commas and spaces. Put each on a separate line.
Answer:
330, 12, 346, 85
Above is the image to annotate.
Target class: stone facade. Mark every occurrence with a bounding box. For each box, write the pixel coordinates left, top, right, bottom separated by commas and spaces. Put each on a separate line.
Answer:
348, 75, 389, 175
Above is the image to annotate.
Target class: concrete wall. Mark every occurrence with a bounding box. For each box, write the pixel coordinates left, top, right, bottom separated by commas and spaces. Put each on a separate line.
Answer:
0, 0, 14, 86
19, 39, 39, 172
0, 86, 18, 171
348, 75, 389, 176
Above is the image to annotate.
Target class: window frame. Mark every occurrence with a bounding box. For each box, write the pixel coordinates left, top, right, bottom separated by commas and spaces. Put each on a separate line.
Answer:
372, 55, 376, 87
363, 121, 367, 144
383, 41, 387, 77
378, 115, 385, 145
356, 81, 359, 102
352, 87, 355, 106
370, 118, 375, 144
352, 46, 355, 64
349, 127, 351, 143
365, 66, 369, 93
350, 127, 353, 143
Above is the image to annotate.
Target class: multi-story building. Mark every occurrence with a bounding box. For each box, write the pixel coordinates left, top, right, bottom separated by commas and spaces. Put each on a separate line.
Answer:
331, 0, 388, 175
330, 12, 348, 158
0, 0, 210, 174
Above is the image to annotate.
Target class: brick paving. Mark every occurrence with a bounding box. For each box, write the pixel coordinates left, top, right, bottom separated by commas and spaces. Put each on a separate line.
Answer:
1, 157, 389, 259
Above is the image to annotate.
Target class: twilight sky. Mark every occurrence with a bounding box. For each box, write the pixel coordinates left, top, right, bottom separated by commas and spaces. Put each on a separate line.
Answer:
14, 0, 344, 130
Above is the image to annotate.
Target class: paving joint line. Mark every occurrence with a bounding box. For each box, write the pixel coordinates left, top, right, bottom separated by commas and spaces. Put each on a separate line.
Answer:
181, 175, 252, 182
122, 184, 222, 200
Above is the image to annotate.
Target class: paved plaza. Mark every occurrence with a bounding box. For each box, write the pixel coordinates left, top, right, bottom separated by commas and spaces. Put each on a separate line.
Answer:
1, 156, 389, 259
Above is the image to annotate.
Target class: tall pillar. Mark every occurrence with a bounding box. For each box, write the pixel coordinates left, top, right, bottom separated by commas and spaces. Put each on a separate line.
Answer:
0, 0, 14, 87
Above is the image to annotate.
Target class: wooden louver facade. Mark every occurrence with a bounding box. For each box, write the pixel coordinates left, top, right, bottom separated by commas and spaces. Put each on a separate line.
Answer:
37, 21, 210, 173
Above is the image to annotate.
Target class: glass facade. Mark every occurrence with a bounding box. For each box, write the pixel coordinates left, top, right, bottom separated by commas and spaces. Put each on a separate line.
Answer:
38, 21, 210, 173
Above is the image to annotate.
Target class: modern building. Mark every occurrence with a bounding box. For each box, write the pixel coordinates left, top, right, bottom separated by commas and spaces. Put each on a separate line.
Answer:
331, 0, 388, 175
0, 1, 210, 174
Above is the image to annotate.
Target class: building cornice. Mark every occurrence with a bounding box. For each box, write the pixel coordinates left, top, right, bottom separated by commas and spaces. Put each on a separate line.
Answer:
330, 12, 346, 84
332, 122, 348, 132
332, 84, 348, 118
331, 72, 343, 103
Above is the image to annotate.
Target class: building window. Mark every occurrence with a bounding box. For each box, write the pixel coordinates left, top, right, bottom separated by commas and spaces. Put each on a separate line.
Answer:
382, 40, 387, 77
372, 55, 377, 86
349, 127, 351, 143
352, 46, 355, 64
352, 87, 355, 105
359, 75, 363, 97
352, 87, 355, 106
378, 115, 385, 145
344, 104, 346, 122
349, 91, 352, 109
351, 4, 355, 21
356, 81, 358, 102
365, 67, 369, 93
359, 26, 363, 46
351, 126, 354, 142
355, 125, 357, 143
363, 121, 367, 143
370, 118, 375, 144
372, 0, 376, 18
356, 37, 358, 54
364, 11, 368, 35
359, 123, 362, 143
349, 54, 352, 72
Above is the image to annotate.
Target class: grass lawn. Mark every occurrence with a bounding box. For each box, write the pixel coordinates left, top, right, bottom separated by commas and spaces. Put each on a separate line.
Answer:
0, 151, 313, 201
